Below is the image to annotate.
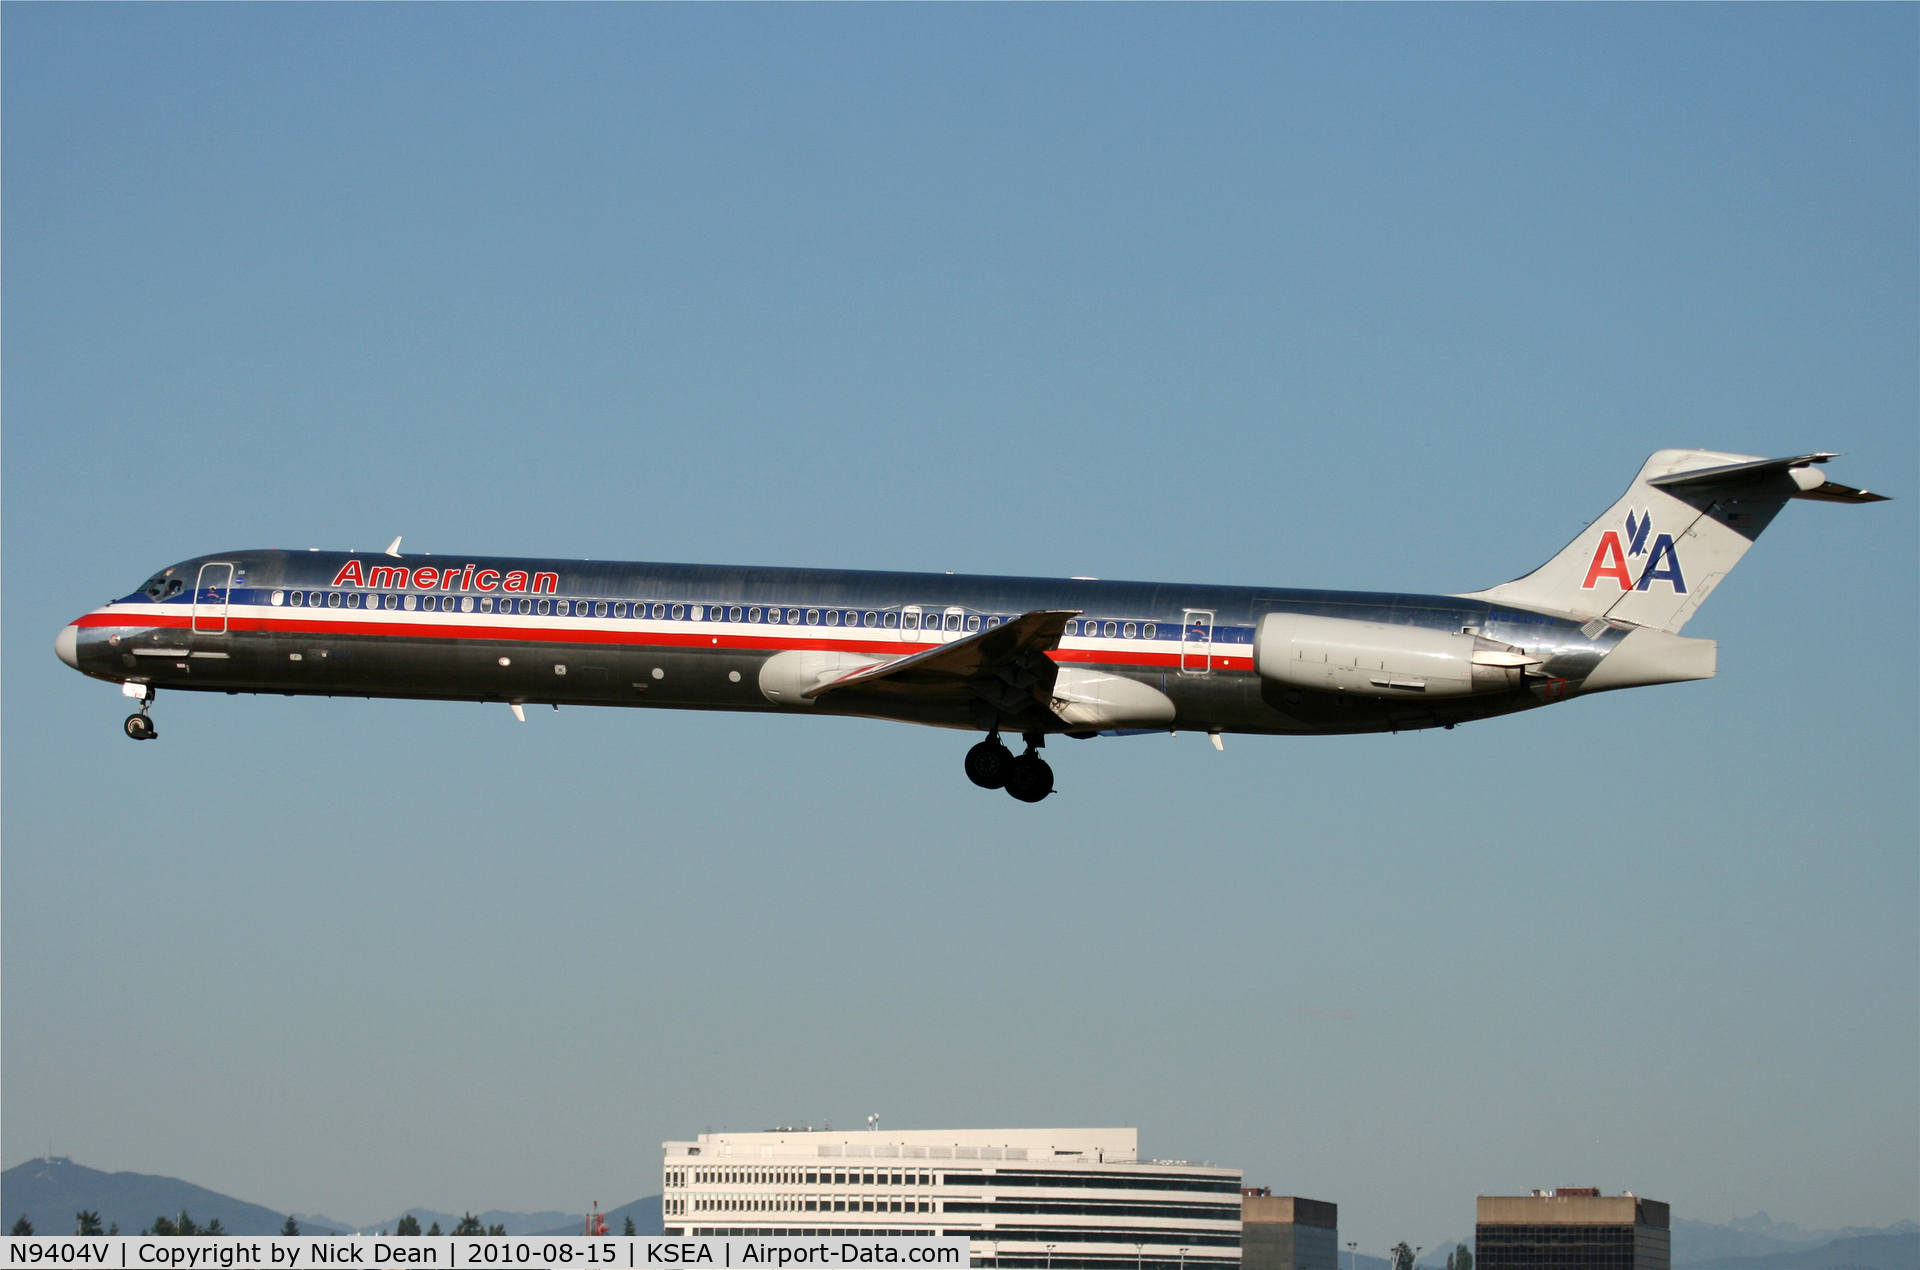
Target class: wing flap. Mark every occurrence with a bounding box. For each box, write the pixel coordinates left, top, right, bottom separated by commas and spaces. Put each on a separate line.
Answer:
802, 609, 1080, 700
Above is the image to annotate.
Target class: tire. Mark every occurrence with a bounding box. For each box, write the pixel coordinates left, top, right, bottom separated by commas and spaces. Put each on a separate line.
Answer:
964, 739, 1013, 789
124, 714, 154, 740
1003, 753, 1053, 803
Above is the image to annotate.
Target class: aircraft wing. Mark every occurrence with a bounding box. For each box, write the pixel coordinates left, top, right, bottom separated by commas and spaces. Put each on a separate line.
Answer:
802, 609, 1080, 709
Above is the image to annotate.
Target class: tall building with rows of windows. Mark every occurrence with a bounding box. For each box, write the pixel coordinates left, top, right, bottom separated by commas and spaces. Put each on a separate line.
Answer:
1476, 1191, 1671, 1270
661, 1128, 1242, 1270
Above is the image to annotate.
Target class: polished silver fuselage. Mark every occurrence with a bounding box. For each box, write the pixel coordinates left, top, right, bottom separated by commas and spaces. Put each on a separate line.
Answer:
62, 549, 1616, 737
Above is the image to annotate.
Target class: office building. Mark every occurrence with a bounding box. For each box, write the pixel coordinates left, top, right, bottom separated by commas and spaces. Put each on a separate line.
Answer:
1476, 1190, 1670, 1270
661, 1127, 1242, 1270
1241, 1191, 1338, 1270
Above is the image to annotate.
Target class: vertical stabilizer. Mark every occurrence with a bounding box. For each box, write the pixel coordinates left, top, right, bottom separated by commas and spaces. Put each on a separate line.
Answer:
1461, 449, 1883, 633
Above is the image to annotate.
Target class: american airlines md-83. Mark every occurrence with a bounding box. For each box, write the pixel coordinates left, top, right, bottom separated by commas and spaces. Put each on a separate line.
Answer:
56, 450, 1884, 802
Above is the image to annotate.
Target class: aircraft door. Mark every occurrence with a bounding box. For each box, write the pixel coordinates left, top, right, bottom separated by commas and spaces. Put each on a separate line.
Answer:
1180, 608, 1213, 676
193, 563, 235, 634
899, 605, 923, 645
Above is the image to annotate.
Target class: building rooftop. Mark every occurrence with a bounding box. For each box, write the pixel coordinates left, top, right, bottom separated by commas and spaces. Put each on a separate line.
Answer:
663, 1127, 1145, 1164
1478, 1194, 1669, 1229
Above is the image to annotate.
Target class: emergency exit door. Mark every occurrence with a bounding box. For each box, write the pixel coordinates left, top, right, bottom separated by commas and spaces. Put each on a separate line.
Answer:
192, 563, 234, 634
1180, 608, 1213, 675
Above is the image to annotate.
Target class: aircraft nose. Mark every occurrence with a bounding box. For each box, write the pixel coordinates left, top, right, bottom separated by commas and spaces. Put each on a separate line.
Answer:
55, 623, 80, 670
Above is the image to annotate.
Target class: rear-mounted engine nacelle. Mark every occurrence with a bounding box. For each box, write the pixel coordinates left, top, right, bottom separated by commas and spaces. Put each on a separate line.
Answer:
1255, 612, 1539, 698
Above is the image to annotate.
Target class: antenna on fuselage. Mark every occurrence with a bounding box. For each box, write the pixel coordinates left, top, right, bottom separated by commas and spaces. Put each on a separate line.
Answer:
384, 536, 403, 557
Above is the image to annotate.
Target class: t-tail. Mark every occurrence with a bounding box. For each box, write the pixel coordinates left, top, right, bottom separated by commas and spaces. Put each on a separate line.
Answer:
1462, 449, 1887, 633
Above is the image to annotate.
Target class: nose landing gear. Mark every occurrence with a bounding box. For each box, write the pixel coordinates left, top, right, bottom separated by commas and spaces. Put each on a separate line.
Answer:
123, 683, 157, 740
965, 731, 1053, 802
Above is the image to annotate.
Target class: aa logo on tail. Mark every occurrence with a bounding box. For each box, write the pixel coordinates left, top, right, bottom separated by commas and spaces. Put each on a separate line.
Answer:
1581, 509, 1687, 593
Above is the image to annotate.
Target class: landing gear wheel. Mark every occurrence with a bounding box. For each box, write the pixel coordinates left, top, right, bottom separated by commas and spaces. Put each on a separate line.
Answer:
965, 738, 1013, 789
124, 713, 157, 741
1003, 753, 1053, 803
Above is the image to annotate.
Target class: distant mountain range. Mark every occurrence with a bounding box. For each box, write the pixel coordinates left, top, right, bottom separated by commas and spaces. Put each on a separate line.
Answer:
0, 1157, 343, 1236
1, 1157, 664, 1239
354, 1197, 663, 1237
530, 1198, 663, 1237
1681, 1234, 1918, 1270
1674, 1216, 1920, 1264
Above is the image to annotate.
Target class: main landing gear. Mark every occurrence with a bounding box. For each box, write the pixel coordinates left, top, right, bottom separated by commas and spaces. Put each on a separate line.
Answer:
965, 732, 1053, 803
123, 683, 157, 741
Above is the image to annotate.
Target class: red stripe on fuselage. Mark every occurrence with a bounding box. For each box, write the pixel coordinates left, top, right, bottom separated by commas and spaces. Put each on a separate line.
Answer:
72, 609, 1251, 670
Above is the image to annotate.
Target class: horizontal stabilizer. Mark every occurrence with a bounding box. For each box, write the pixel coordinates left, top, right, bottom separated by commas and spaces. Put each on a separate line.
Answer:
1647, 452, 1889, 502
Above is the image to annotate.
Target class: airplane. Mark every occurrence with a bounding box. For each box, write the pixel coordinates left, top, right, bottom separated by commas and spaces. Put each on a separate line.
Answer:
55, 449, 1884, 802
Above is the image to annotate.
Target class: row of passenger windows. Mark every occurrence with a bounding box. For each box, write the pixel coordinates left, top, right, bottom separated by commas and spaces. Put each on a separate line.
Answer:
269, 590, 1170, 638
686, 1170, 935, 1186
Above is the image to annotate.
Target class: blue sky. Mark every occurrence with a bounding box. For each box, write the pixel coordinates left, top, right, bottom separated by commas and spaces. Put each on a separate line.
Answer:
3, 4, 1914, 1250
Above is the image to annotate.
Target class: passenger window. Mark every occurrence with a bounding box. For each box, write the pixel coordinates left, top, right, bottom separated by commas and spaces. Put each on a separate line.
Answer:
481, 597, 494, 612
399, 594, 415, 611
287, 591, 302, 606
885, 612, 900, 628
339, 593, 352, 608
826, 610, 840, 626
749, 607, 762, 622
943, 613, 958, 631
1104, 620, 1117, 637
806, 609, 819, 625
596, 601, 609, 617
767, 607, 782, 624
903, 612, 918, 630
1066, 620, 1079, 635
515, 598, 529, 614
864, 612, 878, 627
652, 603, 665, 619
537, 598, 551, 615
966, 616, 980, 632
672, 604, 685, 620
1144, 622, 1156, 639
311, 593, 324, 607
729, 606, 742, 621
463, 596, 476, 613
558, 600, 572, 615
1124, 622, 1137, 639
